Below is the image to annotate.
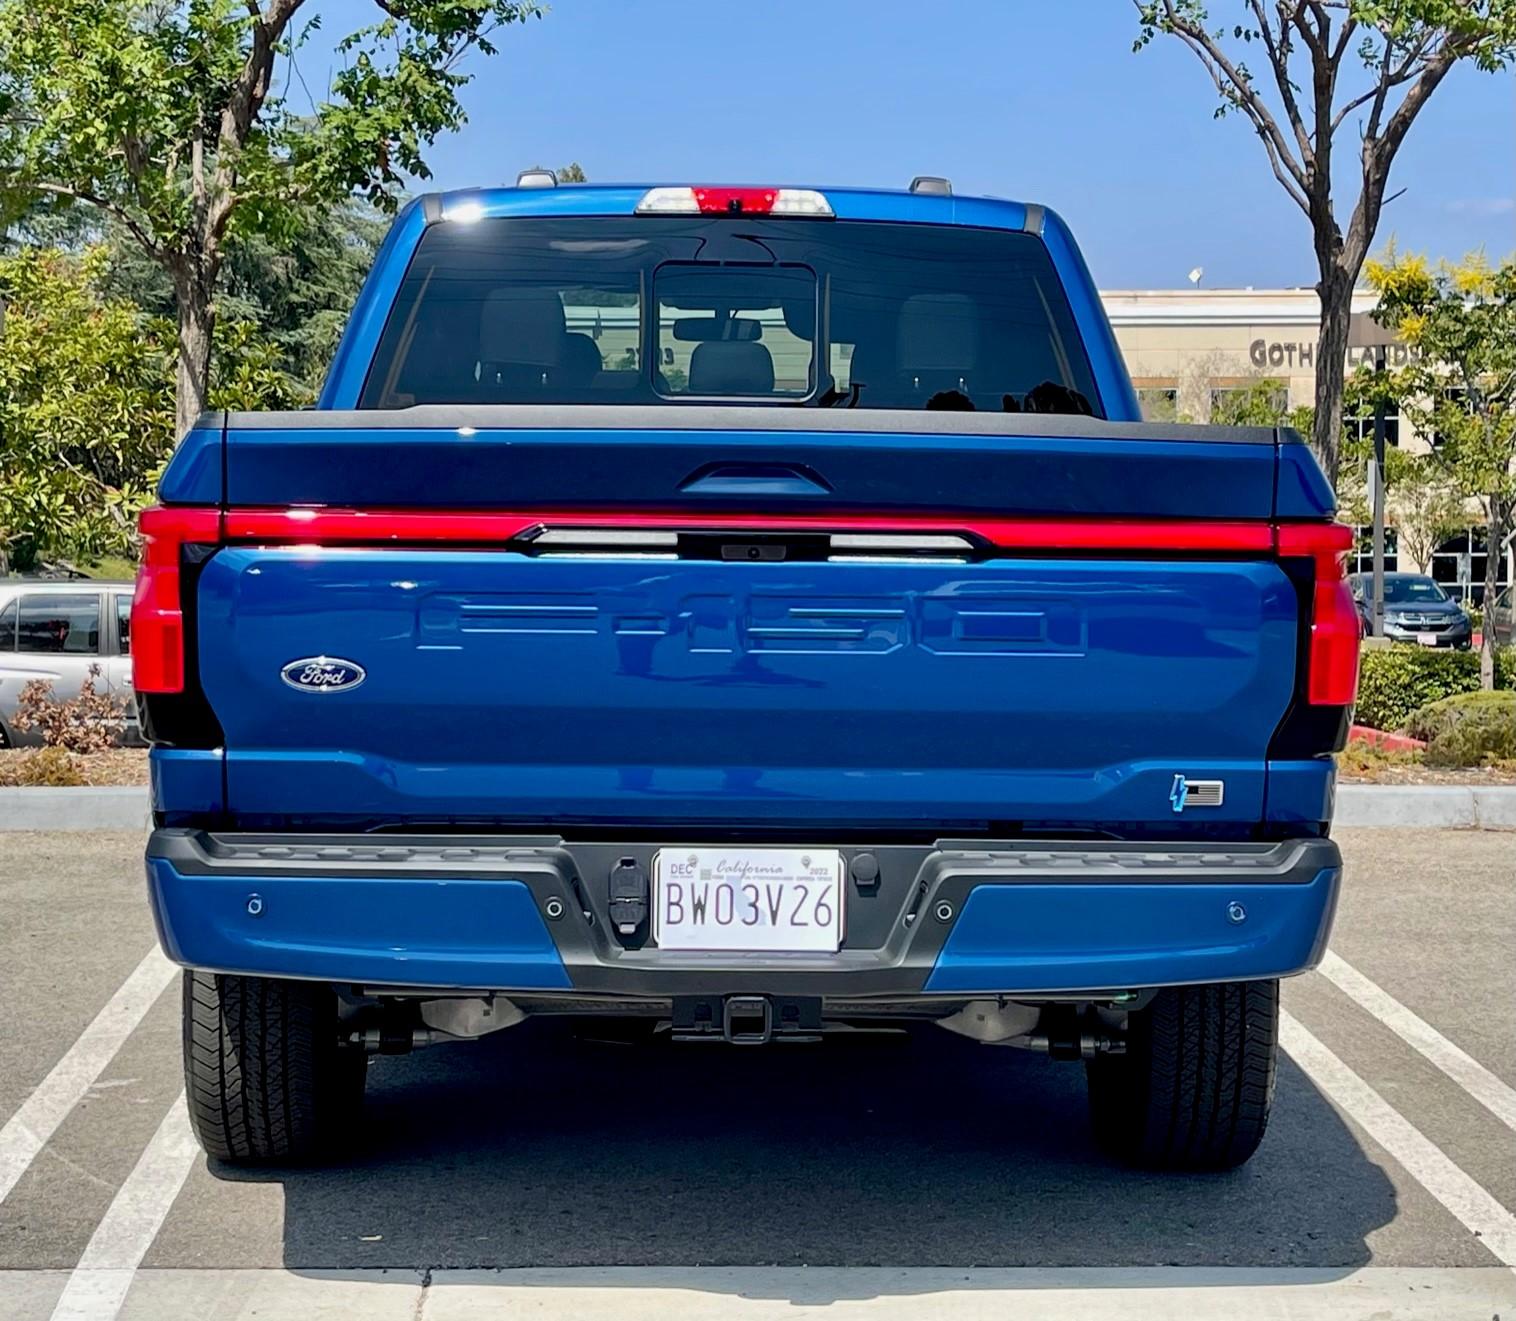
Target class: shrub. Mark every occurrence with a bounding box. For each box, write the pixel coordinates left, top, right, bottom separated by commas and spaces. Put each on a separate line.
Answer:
1354, 646, 1482, 731
10, 747, 87, 786
1404, 691, 1516, 767
11, 664, 128, 753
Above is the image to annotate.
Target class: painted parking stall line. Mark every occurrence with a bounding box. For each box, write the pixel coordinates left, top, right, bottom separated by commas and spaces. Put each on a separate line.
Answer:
1317, 950, 1516, 1134
0, 946, 177, 1207
48, 1093, 200, 1321
1280, 1012, 1516, 1267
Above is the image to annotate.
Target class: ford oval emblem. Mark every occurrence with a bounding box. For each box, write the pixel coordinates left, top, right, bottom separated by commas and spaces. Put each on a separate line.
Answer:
280, 657, 366, 694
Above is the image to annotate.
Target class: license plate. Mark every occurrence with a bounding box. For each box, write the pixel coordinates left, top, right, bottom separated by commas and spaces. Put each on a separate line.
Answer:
1417, 632, 1439, 646
653, 848, 843, 952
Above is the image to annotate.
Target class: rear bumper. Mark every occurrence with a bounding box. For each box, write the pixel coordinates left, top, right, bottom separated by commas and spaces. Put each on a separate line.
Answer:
145, 830, 1341, 999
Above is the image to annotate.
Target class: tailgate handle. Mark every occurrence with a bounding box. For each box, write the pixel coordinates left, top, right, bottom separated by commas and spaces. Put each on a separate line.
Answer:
678, 462, 832, 498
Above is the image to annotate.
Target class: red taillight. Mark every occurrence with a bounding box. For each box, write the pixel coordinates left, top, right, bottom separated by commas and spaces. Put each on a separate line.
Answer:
132, 506, 220, 694
1278, 522, 1359, 706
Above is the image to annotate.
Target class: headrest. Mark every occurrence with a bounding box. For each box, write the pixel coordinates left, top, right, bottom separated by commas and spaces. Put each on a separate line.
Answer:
478, 287, 565, 367
896, 293, 978, 372
688, 341, 776, 395
559, 332, 604, 383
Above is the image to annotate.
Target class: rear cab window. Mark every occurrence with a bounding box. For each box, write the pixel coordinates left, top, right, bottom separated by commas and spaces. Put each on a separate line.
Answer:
360, 217, 1101, 415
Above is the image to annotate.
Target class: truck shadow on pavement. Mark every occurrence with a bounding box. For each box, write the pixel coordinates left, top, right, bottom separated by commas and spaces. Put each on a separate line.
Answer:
218, 1019, 1396, 1281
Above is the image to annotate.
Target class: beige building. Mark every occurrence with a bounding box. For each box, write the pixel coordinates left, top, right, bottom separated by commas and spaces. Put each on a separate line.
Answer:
1105, 287, 1510, 604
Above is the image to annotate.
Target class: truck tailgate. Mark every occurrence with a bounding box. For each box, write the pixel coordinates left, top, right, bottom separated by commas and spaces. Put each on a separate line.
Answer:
147, 410, 1342, 832
195, 555, 1299, 830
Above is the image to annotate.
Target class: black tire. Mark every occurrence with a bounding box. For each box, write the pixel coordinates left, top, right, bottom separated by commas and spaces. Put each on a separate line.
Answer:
1085, 979, 1278, 1171
182, 971, 367, 1164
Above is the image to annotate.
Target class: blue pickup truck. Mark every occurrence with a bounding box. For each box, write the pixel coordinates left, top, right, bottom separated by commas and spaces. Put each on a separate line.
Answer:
135, 177, 1358, 1171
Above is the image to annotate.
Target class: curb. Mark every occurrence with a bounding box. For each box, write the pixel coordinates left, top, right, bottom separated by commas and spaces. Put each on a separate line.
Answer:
0, 787, 150, 831
3, 784, 1515, 832
1335, 784, 1516, 829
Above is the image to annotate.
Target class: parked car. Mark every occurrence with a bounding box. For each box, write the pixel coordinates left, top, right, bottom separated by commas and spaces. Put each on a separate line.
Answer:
0, 580, 137, 747
137, 177, 1354, 1171
1349, 571, 1473, 649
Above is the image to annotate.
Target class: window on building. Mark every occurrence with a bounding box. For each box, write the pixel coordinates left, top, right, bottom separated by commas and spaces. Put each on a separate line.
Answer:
1430, 528, 1514, 605
17, 593, 100, 654
1345, 403, 1401, 448
1351, 527, 1399, 575
1136, 387, 1178, 423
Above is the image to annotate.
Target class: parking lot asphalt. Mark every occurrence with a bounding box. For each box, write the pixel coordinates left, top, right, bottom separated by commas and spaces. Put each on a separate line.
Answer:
0, 827, 1512, 1319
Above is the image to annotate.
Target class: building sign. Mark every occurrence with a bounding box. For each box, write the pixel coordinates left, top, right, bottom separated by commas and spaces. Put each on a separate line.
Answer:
1249, 339, 1420, 370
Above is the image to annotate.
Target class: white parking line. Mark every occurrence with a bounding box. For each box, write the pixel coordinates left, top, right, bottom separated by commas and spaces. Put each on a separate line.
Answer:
1280, 1011, 1516, 1268
1317, 950, 1516, 1134
0, 946, 177, 1207
48, 1092, 199, 1321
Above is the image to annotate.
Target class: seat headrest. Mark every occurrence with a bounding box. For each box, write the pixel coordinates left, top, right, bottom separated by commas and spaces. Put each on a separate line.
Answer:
897, 293, 978, 372
688, 341, 776, 395
559, 332, 604, 384
478, 287, 566, 368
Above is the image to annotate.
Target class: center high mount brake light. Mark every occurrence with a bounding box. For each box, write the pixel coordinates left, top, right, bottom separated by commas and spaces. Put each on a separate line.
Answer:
635, 187, 834, 217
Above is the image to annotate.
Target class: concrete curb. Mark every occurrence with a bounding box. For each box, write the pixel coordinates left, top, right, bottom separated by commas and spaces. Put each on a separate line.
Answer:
3, 784, 1515, 831
0, 786, 150, 831
1336, 783, 1516, 829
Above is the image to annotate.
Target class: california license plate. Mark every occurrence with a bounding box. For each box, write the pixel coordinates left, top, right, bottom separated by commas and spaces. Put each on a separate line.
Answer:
652, 848, 843, 952
1417, 632, 1439, 646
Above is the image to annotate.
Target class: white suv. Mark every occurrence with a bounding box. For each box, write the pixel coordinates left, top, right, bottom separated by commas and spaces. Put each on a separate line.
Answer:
0, 580, 137, 746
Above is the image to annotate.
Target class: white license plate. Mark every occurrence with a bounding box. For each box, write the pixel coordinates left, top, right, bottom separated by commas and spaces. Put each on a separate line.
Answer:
653, 848, 843, 952
1417, 632, 1439, 646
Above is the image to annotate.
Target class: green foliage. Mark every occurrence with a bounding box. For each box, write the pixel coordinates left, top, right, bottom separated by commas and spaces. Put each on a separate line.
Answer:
1366, 252, 1516, 509
0, 244, 298, 568
1404, 690, 1516, 766
1208, 378, 1312, 431
1356, 645, 1481, 730
0, 0, 541, 427
1366, 250, 1516, 685
1355, 644, 1514, 730
1337, 373, 1468, 567
0, 246, 172, 568
102, 199, 385, 397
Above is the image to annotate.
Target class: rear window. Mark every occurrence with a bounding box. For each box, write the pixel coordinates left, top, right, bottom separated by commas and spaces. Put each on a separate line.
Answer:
360, 217, 1101, 415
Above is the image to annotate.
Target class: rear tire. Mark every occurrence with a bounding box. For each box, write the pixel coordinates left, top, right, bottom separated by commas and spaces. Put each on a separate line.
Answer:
182, 971, 366, 1164
1085, 979, 1278, 1171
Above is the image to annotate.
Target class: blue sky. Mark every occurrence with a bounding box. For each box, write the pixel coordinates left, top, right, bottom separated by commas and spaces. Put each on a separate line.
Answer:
305, 0, 1514, 289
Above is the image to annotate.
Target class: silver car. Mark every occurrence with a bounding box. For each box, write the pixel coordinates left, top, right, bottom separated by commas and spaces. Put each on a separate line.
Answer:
0, 580, 137, 747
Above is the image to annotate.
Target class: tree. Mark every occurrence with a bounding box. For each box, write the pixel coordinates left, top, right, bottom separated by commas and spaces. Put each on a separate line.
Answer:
0, 0, 540, 437
1208, 375, 1313, 429
1338, 360, 1467, 572
102, 196, 387, 398
0, 244, 298, 571
0, 246, 172, 570
1367, 251, 1516, 685
1134, 2, 1516, 485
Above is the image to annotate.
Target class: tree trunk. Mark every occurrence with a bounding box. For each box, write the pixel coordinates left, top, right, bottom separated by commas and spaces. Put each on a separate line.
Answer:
1481, 496, 1508, 690
1312, 264, 1353, 490
172, 270, 215, 440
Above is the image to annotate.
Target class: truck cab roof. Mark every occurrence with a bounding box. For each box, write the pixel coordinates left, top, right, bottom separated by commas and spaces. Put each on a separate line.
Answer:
411, 183, 1047, 233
